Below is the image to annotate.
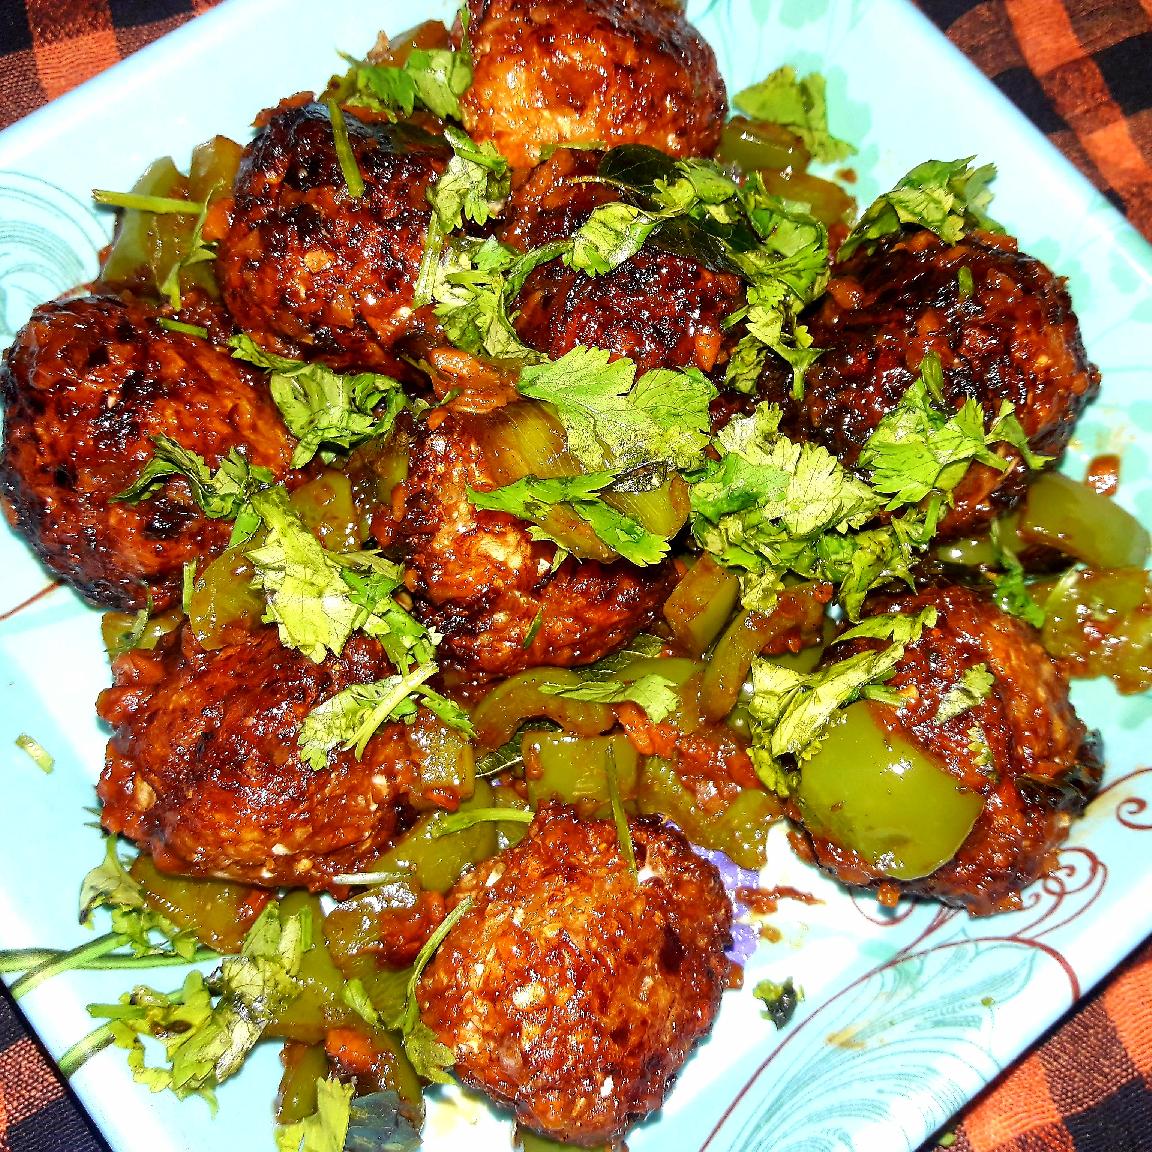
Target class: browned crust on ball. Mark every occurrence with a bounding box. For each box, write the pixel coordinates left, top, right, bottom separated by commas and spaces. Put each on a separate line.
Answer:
418, 805, 733, 1144
397, 409, 675, 679
790, 230, 1100, 537
0, 294, 293, 610
96, 627, 420, 889
459, 0, 727, 168
216, 102, 449, 372
791, 584, 1102, 914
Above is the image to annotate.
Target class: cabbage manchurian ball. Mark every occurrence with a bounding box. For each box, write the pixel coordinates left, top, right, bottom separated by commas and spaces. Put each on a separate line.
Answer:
216, 101, 450, 372
418, 805, 733, 1146
0, 293, 293, 611
459, 0, 728, 167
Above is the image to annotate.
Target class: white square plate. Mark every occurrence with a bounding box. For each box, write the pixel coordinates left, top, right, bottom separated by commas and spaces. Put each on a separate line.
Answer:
1, 1, 1150, 1150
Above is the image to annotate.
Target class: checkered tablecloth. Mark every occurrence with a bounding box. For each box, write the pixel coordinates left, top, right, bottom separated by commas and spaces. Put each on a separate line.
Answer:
0, 2, 1149, 1151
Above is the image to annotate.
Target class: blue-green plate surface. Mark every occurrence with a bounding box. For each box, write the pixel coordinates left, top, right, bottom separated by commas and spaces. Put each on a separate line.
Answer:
1, 2, 1150, 1150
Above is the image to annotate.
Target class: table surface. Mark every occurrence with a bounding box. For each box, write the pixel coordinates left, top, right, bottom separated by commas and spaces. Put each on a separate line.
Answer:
0, 2, 1150, 1152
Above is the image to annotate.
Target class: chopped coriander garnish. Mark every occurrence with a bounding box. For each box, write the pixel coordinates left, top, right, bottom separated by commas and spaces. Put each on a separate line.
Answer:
753, 976, 803, 1029
275, 1077, 354, 1152
230, 335, 408, 467
16, 732, 53, 773
114, 435, 275, 519
516, 348, 716, 475
538, 673, 679, 723
935, 664, 995, 724
297, 663, 473, 770
838, 157, 1002, 262
732, 67, 855, 164
468, 473, 671, 567
748, 607, 938, 785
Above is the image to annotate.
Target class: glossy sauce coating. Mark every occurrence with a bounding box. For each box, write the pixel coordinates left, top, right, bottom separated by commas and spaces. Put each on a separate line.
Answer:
97, 626, 423, 889
788, 229, 1101, 537
791, 584, 1102, 914
395, 409, 674, 678
418, 805, 732, 1145
459, 0, 727, 168
503, 148, 746, 376
217, 102, 450, 372
0, 294, 293, 610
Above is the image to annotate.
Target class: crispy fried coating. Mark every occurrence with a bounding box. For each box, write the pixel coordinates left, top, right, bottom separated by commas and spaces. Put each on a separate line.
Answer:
396, 407, 675, 679
96, 627, 424, 890
216, 102, 449, 372
0, 293, 293, 611
787, 229, 1100, 537
418, 805, 733, 1145
459, 0, 727, 168
791, 584, 1102, 915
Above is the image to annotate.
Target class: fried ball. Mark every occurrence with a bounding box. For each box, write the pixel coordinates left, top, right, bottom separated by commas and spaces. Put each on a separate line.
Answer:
216, 101, 450, 372
788, 584, 1102, 915
96, 626, 431, 890
0, 293, 294, 611
459, 0, 727, 168
500, 149, 746, 377
417, 805, 733, 1145
787, 229, 1100, 537
395, 406, 675, 679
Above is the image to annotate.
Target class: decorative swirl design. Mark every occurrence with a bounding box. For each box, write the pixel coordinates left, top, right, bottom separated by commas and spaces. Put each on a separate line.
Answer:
0, 172, 106, 348
1098, 766, 1152, 829
701, 941, 1045, 1152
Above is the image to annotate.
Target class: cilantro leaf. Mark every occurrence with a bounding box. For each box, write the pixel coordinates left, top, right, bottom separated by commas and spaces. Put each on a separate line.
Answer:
91, 902, 305, 1102
690, 406, 890, 614
538, 672, 679, 723
733, 67, 855, 164
857, 354, 1050, 508
79, 838, 197, 959
753, 975, 803, 1029
431, 236, 562, 361
838, 157, 1002, 262
298, 663, 474, 770
935, 663, 995, 724
245, 487, 437, 667
276, 1077, 354, 1152
336, 32, 473, 123
115, 435, 275, 516
467, 473, 671, 566
568, 202, 660, 276
415, 126, 511, 306
516, 348, 716, 474
747, 607, 937, 779
230, 336, 405, 467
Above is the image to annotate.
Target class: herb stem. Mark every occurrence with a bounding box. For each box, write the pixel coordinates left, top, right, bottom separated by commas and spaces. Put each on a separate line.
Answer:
57, 1022, 116, 1079
92, 190, 204, 215
0, 945, 218, 974
327, 101, 365, 198
9, 933, 129, 1001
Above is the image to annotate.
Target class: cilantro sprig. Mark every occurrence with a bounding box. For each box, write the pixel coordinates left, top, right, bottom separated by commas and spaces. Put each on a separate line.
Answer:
733, 67, 855, 165
838, 157, 1003, 262
748, 607, 938, 791
230, 336, 408, 468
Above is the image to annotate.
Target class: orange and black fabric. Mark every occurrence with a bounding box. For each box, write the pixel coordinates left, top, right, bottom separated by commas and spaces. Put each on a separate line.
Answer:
0, 3, 1150, 1151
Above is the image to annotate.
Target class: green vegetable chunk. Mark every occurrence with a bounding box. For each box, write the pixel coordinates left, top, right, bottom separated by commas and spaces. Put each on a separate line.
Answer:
795, 701, 984, 880
1017, 470, 1151, 570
